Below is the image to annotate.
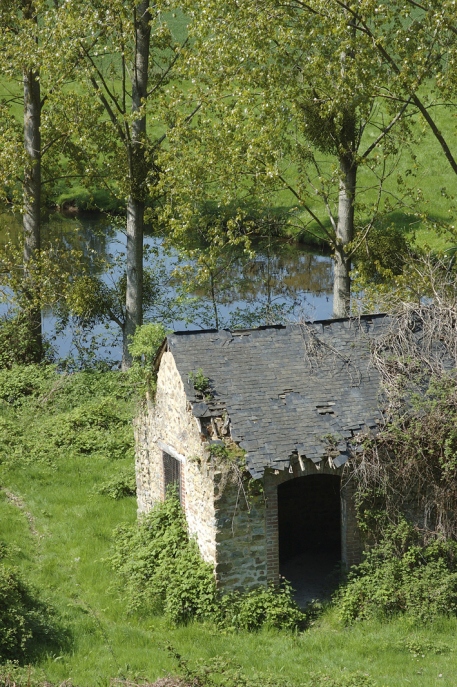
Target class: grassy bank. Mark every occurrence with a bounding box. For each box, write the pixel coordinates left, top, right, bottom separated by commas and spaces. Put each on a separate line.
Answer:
1, 365, 457, 686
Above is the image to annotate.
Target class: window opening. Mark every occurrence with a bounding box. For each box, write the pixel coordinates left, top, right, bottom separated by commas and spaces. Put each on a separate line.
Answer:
163, 451, 182, 502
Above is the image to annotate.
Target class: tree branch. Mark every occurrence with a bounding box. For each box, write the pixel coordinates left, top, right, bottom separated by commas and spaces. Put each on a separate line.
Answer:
331, 0, 457, 177
147, 38, 188, 98
360, 99, 412, 160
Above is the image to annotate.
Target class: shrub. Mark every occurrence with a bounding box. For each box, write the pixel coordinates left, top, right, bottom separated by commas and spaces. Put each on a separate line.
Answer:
47, 398, 134, 459
111, 492, 306, 630
96, 466, 137, 499
0, 367, 135, 469
0, 364, 55, 406
0, 564, 60, 662
218, 581, 304, 631
110, 490, 216, 624
0, 315, 49, 369
335, 520, 457, 623
128, 323, 168, 394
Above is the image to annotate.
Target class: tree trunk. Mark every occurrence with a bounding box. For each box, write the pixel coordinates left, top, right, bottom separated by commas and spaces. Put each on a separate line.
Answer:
333, 156, 357, 317
23, 54, 43, 359
122, 0, 150, 370
124, 197, 145, 366
333, 111, 357, 318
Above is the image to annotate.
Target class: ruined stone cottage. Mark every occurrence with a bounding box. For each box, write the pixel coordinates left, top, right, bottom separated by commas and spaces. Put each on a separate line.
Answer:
135, 315, 388, 591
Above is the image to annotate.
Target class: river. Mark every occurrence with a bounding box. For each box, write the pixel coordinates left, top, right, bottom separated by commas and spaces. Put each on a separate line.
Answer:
0, 212, 333, 363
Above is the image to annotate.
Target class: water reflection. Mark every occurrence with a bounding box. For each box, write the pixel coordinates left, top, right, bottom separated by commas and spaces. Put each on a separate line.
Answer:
0, 212, 334, 360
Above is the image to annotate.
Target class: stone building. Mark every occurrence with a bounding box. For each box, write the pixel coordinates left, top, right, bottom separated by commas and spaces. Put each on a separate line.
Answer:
135, 315, 388, 593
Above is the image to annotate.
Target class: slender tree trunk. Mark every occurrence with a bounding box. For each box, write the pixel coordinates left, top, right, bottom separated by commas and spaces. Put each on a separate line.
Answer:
22, 6, 42, 359
123, 0, 150, 370
333, 16, 358, 319
333, 154, 357, 317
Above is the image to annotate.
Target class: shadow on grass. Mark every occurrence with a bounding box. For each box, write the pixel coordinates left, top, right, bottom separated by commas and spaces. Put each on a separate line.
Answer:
0, 565, 71, 665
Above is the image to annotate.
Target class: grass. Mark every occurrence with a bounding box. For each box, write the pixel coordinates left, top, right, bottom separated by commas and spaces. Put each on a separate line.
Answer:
1, 365, 457, 686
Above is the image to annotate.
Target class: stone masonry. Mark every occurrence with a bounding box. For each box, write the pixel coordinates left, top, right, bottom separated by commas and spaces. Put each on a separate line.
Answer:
135, 350, 217, 565
134, 320, 379, 591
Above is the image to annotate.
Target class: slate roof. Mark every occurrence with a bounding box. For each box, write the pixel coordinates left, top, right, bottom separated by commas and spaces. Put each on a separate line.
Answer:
164, 315, 389, 479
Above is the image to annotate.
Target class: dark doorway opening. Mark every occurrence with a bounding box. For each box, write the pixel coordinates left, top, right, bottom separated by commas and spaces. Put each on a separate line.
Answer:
278, 474, 341, 605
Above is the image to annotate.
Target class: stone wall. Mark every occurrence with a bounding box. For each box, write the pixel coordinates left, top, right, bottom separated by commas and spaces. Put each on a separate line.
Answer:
214, 475, 267, 590
135, 351, 217, 564
135, 351, 363, 590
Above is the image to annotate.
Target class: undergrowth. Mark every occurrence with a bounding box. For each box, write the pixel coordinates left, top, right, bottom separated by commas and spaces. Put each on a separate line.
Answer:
1, 362, 457, 684
335, 520, 457, 623
0, 365, 135, 468
0, 556, 64, 663
110, 492, 305, 631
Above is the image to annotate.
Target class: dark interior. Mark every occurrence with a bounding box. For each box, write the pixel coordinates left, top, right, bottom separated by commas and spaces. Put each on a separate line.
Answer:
278, 474, 341, 563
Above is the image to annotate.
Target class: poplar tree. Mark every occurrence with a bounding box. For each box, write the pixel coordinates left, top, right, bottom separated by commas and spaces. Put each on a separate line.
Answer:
0, 1, 82, 357
66, 0, 186, 368
161, 0, 428, 316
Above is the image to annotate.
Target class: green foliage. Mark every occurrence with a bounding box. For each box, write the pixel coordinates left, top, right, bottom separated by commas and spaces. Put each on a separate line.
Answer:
0, 366, 134, 468
46, 398, 134, 459
4, 364, 457, 684
163, 645, 376, 687
110, 490, 216, 624
0, 365, 56, 407
399, 638, 451, 657
188, 369, 211, 399
111, 492, 305, 630
0, 316, 48, 370
0, 563, 60, 663
128, 322, 168, 393
352, 223, 413, 286
96, 465, 136, 499
219, 582, 305, 632
335, 521, 457, 624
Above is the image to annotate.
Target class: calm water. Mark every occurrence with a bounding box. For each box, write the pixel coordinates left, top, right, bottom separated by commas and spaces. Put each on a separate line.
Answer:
0, 212, 333, 363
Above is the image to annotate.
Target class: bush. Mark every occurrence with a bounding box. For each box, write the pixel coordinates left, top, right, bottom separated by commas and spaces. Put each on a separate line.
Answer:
0, 364, 55, 406
111, 491, 216, 624
218, 582, 304, 631
96, 466, 136, 499
0, 315, 48, 369
335, 521, 457, 623
127, 322, 168, 395
47, 398, 134, 459
0, 367, 135, 469
111, 492, 306, 630
0, 564, 60, 662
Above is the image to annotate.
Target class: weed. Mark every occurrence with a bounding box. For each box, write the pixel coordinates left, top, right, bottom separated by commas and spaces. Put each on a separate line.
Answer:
0, 564, 64, 663
96, 467, 137, 500
188, 370, 212, 400
110, 492, 305, 631
335, 521, 457, 623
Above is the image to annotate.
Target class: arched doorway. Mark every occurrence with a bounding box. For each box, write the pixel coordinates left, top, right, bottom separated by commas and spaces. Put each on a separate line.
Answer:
278, 474, 341, 604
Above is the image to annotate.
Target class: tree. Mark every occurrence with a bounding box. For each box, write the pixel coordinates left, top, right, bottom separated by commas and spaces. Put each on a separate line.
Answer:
60, 0, 188, 368
1, 1, 44, 356
0, 1, 91, 357
160, 0, 431, 316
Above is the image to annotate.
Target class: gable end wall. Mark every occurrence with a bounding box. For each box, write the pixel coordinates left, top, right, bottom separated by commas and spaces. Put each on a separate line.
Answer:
135, 351, 217, 564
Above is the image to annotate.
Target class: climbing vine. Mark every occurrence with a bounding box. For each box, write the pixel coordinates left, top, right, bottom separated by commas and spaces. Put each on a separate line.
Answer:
349, 298, 457, 543
110, 491, 305, 630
